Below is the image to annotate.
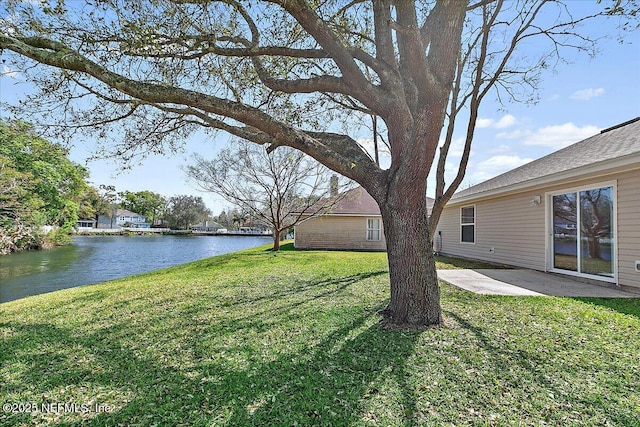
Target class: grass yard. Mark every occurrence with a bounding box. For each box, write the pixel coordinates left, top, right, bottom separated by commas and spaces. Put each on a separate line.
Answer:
1, 243, 639, 426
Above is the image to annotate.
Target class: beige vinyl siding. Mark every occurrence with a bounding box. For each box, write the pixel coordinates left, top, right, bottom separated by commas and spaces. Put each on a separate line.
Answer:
295, 216, 386, 251
617, 168, 640, 289
437, 189, 546, 270
437, 167, 640, 289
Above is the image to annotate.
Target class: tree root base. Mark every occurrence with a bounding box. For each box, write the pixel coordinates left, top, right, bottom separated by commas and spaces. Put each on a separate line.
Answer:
377, 308, 444, 331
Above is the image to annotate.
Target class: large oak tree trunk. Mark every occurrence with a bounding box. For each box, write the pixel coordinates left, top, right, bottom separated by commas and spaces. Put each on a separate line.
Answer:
379, 188, 442, 327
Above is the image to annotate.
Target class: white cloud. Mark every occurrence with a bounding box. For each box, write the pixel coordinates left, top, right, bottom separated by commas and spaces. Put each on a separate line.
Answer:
496, 129, 530, 140
490, 144, 512, 154
570, 87, 605, 101
2, 65, 19, 79
496, 122, 600, 148
469, 155, 534, 182
521, 123, 600, 148
494, 114, 516, 129
476, 118, 494, 128
444, 160, 460, 181
477, 155, 533, 170
476, 114, 516, 129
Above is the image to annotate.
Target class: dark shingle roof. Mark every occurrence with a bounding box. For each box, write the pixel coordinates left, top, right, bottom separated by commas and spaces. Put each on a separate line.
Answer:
328, 186, 381, 215
452, 117, 640, 201
325, 186, 434, 215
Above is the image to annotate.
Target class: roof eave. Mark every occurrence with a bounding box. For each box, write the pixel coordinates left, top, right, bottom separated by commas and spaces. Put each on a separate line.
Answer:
448, 152, 640, 206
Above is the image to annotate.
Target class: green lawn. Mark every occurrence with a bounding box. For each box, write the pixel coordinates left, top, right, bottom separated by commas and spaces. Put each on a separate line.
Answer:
1, 243, 639, 426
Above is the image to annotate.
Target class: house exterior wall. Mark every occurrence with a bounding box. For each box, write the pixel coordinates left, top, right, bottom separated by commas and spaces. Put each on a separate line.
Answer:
437, 167, 640, 289
437, 188, 547, 270
294, 215, 386, 251
617, 168, 640, 289
97, 214, 121, 229
116, 215, 148, 227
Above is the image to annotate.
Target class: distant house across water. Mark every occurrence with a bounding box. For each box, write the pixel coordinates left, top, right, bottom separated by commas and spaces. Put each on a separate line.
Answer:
76, 218, 97, 229
96, 209, 151, 229
190, 220, 222, 232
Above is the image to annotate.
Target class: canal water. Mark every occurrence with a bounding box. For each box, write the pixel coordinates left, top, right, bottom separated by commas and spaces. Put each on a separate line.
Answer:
0, 235, 271, 303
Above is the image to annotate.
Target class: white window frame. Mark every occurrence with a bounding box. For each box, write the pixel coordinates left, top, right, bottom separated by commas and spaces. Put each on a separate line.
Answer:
366, 218, 381, 241
460, 205, 476, 244
545, 180, 617, 284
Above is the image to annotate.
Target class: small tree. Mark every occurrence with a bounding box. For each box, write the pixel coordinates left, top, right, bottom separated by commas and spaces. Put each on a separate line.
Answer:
230, 209, 248, 230
165, 195, 211, 230
0, 156, 32, 223
0, 155, 41, 254
186, 140, 347, 251
216, 210, 231, 229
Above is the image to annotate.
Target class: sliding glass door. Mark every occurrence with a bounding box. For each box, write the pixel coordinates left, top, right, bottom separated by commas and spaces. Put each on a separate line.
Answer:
551, 185, 614, 279
552, 193, 578, 272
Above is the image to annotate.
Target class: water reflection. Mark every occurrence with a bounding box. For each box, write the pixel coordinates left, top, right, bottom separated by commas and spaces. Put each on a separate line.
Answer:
0, 235, 270, 303
0, 244, 84, 282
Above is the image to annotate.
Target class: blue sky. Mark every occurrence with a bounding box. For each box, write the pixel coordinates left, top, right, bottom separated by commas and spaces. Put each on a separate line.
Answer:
458, 37, 640, 186
1, 2, 639, 212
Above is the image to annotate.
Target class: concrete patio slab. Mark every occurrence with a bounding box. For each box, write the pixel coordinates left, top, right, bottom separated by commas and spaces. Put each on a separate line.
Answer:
437, 269, 640, 297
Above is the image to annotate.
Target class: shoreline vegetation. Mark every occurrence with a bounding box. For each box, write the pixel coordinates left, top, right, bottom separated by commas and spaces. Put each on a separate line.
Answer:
72, 228, 189, 237
0, 225, 71, 255
1, 243, 638, 426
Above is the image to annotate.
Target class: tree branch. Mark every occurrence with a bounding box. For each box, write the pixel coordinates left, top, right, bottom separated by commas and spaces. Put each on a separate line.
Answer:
267, 0, 389, 112
373, 0, 396, 68
1, 33, 387, 184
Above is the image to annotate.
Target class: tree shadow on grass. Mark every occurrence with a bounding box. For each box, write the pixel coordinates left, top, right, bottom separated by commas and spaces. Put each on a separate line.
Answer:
1, 274, 423, 426
263, 242, 295, 252
571, 297, 640, 320
1, 321, 421, 427
46, 270, 389, 340
187, 270, 388, 310
442, 309, 639, 426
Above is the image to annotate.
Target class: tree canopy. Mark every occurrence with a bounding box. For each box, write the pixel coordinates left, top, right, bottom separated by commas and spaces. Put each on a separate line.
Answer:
165, 194, 211, 230
0, 0, 628, 326
0, 120, 90, 253
118, 190, 167, 225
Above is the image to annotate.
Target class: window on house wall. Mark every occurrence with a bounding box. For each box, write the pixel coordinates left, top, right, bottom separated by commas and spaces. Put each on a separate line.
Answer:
460, 205, 475, 244
366, 218, 381, 241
